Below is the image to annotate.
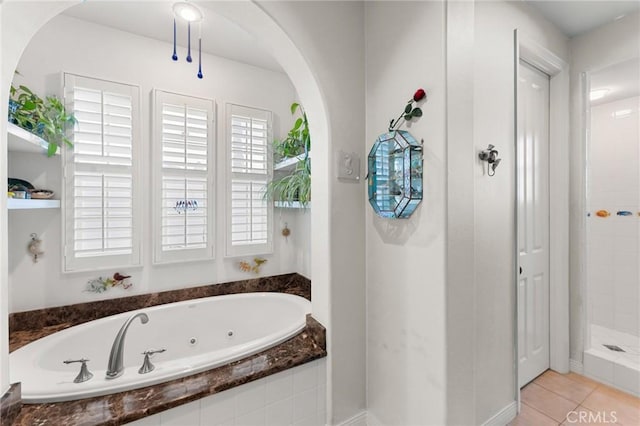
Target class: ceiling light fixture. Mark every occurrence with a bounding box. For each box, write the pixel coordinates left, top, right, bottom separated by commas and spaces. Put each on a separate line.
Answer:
173, 2, 203, 22
171, 2, 204, 79
590, 89, 609, 101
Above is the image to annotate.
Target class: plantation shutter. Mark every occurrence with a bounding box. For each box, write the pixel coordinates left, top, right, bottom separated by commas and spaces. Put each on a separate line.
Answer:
153, 90, 214, 263
63, 74, 141, 271
226, 104, 273, 256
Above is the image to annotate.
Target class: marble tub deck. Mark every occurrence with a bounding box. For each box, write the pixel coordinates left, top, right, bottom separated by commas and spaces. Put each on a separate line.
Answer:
7, 273, 325, 426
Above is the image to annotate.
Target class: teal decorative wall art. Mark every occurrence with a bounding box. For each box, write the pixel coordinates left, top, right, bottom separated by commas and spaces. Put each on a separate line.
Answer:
368, 130, 423, 219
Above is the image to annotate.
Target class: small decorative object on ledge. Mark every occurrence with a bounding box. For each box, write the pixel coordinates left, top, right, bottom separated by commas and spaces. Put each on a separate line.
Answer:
367, 88, 425, 219
27, 233, 43, 263
282, 223, 291, 239
239, 257, 267, 274
85, 272, 132, 293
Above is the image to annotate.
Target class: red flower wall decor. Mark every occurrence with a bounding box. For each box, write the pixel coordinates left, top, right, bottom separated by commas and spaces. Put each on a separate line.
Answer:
389, 88, 427, 131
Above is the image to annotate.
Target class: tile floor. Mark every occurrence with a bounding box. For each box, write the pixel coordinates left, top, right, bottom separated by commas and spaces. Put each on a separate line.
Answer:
509, 370, 640, 426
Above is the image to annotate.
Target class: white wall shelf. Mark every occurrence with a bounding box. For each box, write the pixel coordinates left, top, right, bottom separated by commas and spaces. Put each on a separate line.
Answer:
274, 152, 310, 172
7, 198, 61, 210
7, 122, 59, 156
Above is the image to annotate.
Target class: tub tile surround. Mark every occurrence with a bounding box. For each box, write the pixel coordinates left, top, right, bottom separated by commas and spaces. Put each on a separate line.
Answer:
12, 315, 325, 426
9, 273, 310, 351
0, 382, 22, 426
126, 359, 327, 426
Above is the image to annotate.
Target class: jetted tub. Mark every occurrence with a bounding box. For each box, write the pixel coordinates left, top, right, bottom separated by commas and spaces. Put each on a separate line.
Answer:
10, 292, 311, 403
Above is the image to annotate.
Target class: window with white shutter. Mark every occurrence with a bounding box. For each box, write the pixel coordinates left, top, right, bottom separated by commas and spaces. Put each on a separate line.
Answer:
63, 74, 141, 272
152, 90, 214, 263
226, 104, 273, 257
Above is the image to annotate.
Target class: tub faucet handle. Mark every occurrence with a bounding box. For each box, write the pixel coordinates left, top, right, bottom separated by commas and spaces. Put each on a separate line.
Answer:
63, 358, 93, 383
138, 349, 166, 374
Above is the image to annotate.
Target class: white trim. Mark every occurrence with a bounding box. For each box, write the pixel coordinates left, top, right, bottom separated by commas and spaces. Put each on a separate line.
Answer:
570, 359, 584, 374
151, 89, 216, 264
62, 73, 143, 273
337, 411, 368, 426
515, 29, 571, 395
482, 401, 518, 426
224, 102, 274, 258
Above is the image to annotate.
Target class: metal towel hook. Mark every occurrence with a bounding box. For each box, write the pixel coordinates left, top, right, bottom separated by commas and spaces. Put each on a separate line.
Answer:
478, 144, 502, 177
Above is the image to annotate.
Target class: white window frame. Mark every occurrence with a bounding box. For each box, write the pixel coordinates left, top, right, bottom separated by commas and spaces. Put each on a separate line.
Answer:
62, 73, 142, 273
225, 103, 273, 257
152, 89, 215, 264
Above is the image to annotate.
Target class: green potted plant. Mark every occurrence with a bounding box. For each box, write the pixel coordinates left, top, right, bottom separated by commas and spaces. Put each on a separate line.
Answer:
9, 84, 76, 157
266, 102, 311, 207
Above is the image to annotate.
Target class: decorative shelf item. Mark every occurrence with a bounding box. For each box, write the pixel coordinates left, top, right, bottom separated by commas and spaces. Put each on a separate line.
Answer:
7, 122, 59, 156
7, 198, 60, 210
367, 88, 426, 219
85, 272, 132, 293
368, 130, 423, 218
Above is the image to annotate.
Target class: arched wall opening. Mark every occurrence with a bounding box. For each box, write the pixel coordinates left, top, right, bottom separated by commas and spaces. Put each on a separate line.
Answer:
0, 0, 332, 417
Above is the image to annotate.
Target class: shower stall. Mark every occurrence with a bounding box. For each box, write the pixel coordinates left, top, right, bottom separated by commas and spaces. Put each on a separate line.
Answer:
583, 58, 640, 396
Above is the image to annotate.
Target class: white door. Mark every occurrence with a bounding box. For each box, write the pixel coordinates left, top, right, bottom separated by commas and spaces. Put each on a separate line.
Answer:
517, 60, 550, 387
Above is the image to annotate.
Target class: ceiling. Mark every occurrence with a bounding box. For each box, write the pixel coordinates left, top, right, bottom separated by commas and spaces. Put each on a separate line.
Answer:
590, 58, 640, 106
63, 1, 283, 72
525, 1, 640, 38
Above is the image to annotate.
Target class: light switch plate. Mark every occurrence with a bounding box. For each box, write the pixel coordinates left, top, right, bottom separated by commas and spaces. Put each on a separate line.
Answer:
336, 150, 360, 182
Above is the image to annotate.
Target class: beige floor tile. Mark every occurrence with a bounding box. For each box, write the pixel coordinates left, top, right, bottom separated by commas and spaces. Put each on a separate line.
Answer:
594, 383, 640, 406
521, 383, 580, 422
535, 370, 597, 404
582, 387, 640, 426
565, 373, 603, 389
560, 406, 621, 425
509, 403, 558, 426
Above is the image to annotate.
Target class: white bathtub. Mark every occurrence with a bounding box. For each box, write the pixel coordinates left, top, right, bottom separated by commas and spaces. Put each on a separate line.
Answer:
10, 292, 311, 403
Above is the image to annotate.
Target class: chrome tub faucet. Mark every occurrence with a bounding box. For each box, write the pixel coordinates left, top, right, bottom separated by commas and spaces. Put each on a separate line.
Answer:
105, 312, 149, 379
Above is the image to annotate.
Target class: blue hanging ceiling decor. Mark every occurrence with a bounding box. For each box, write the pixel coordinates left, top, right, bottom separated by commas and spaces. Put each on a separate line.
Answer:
172, 1, 204, 79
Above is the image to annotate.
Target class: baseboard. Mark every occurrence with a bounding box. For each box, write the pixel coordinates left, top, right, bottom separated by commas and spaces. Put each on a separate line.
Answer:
570, 358, 584, 374
337, 411, 368, 426
481, 401, 517, 426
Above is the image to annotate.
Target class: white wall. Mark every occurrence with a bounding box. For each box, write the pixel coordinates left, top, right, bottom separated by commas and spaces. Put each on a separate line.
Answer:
472, 2, 568, 423
364, 2, 447, 425
126, 359, 326, 426
257, 3, 367, 424
587, 96, 639, 337
8, 14, 310, 312
569, 12, 640, 363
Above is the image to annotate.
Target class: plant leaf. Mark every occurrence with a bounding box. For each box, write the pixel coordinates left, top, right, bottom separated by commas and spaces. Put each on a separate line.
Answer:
404, 104, 412, 114
404, 114, 412, 121
293, 118, 303, 131
411, 107, 423, 117
290, 102, 299, 115
47, 142, 57, 157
